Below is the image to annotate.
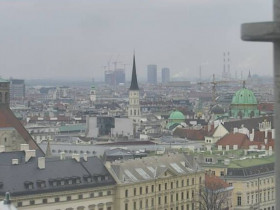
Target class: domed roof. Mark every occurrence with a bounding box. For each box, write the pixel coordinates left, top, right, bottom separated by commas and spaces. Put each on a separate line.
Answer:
169, 110, 185, 120
231, 88, 257, 105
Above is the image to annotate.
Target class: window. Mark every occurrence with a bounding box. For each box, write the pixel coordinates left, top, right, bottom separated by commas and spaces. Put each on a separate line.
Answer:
146, 199, 148, 208
176, 193, 178, 201
134, 202, 136, 209
125, 189, 128, 197
107, 190, 111, 195
187, 191, 189, 199
176, 181, 179, 188
151, 198, 154, 206
146, 186, 149, 194
165, 183, 168, 190
151, 185, 154, 192
171, 182, 173, 189
192, 178, 195, 185
182, 180, 184, 187
187, 179, 189, 186
140, 200, 142, 208
17, 202, 22, 207
55, 197, 60, 202
140, 187, 142, 194
171, 194, 173, 202
107, 207, 112, 210
237, 196, 242, 206
134, 188, 137, 195
67, 196, 71, 201
90, 193, 94, 198
30, 200, 35, 205
159, 184, 161, 191
78, 194, 83, 199
158, 197, 161, 205
125, 203, 128, 210
165, 196, 167, 204
199, 177, 202, 184
98, 192, 103, 197
191, 190, 194, 198
42, 198, 47, 204
181, 192, 184, 200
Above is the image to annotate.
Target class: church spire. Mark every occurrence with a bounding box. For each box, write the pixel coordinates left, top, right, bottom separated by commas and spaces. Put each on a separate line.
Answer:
129, 54, 139, 91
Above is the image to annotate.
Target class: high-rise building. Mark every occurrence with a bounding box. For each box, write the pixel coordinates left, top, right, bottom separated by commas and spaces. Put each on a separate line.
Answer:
104, 70, 115, 85
147, 64, 157, 84
104, 69, 126, 86
10, 79, 25, 100
162, 67, 170, 83
128, 54, 141, 124
114, 69, 125, 85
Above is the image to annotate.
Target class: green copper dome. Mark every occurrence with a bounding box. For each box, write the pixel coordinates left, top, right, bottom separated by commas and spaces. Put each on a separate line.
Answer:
231, 88, 257, 105
169, 110, 185, 120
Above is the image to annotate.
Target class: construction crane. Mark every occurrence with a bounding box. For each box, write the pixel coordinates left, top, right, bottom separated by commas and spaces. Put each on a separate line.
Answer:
198, 74, 242, 106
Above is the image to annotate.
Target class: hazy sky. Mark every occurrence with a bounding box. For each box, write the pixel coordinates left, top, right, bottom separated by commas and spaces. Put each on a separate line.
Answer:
0, 0, 273, 81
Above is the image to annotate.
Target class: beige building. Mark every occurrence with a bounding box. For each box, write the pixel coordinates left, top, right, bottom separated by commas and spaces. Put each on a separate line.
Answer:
107, 153, 204, 210
225, 163, 275, 210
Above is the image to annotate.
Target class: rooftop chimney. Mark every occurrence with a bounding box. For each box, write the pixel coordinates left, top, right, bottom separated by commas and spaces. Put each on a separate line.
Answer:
83, 153, 88, 162
0, 145, 5, 153
12, 159, 19, 165
38, 157, 45, 169
25, 150, 36, 162
60, 152, 66, 160
72, 153, 80, 162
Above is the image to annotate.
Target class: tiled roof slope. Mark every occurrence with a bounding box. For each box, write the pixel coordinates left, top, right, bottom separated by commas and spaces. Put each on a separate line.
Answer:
0, 152, 115, 196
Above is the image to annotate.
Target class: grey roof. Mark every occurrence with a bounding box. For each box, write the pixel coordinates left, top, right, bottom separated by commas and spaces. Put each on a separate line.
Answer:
110, 153, 202, 183
226, 163, 274, 178
0, 151, 115, 196
223, 116, 273, 132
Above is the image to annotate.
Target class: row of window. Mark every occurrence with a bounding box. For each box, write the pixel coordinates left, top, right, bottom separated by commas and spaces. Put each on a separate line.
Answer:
246, 189, 275, 205
17, 190, 112, 207
246, 177, 274, 188
125, 177, 201, 197
125, 201, 195, 210
129, 191, 196, 209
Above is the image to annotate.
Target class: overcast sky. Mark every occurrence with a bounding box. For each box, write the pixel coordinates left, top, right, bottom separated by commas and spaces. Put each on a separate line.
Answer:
0, 0, 273, 81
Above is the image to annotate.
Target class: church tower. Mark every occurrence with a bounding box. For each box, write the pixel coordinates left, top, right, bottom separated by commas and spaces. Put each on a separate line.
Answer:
89, 84, 96, 106
128, 54, 141, 123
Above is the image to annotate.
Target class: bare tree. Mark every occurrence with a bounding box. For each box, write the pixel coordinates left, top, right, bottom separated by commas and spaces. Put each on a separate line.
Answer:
197, 176, 232, 210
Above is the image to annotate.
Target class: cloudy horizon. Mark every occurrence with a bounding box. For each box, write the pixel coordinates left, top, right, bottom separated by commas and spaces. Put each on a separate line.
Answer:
0, 0, 273, 82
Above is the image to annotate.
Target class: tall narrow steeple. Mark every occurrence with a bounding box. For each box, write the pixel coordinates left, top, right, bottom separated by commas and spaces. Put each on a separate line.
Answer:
129, 54, 139, 90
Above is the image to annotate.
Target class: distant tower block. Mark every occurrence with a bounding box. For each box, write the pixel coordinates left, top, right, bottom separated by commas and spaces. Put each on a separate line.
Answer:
0, 78, 10, 107
162, 68, 170, 84
89, 84, 96, 106
128, 54, 141, 123
147, 64, 157, 84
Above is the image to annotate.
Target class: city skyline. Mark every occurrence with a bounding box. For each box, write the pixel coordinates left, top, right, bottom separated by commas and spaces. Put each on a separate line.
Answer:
0, 0, 273, 81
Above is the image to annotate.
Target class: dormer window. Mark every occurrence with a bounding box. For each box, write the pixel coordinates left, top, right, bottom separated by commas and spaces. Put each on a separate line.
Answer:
24, 181, 34, 189
36, 180, 46, 188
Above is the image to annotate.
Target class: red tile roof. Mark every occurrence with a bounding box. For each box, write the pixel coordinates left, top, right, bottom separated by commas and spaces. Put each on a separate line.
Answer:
173, 128, 208, 140
205, 174, 231, 190
216, 133, 250, 149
